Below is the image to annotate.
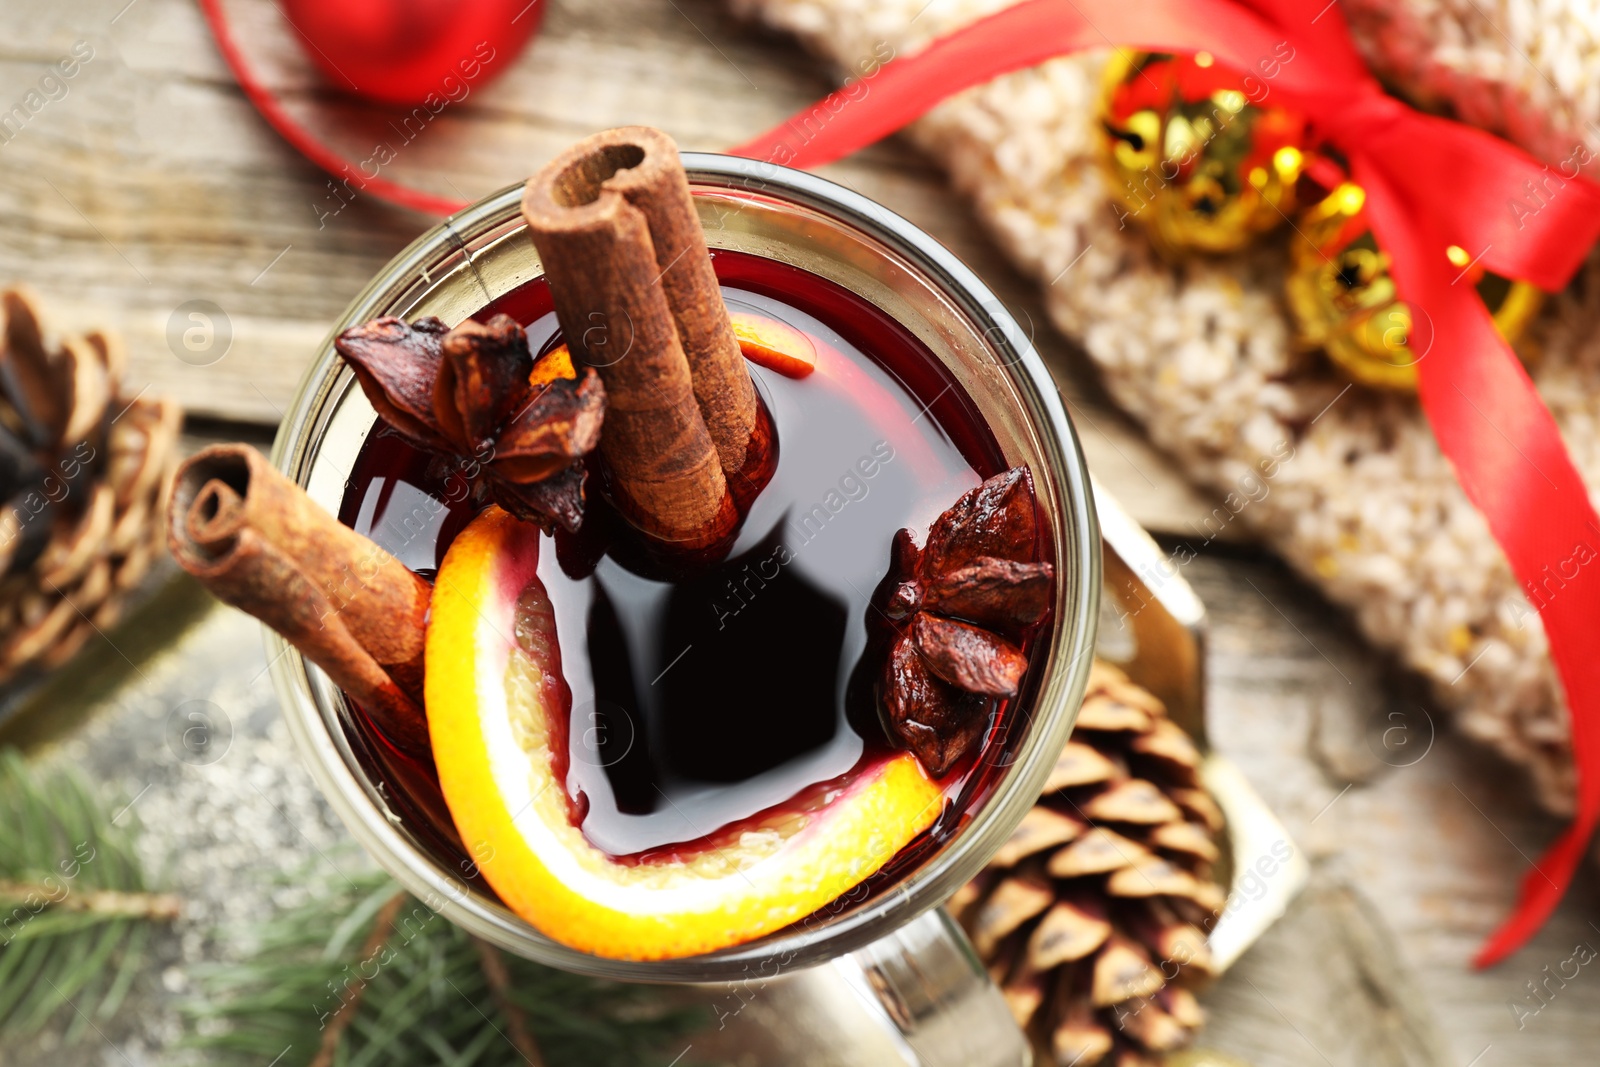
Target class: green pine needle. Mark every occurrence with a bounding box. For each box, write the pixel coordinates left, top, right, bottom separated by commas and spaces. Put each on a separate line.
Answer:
0, 747, 175, 1038
187, 866, 704, 1067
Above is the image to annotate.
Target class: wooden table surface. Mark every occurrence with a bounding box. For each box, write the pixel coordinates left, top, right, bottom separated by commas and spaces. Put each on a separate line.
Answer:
1, 1, 1594, 1064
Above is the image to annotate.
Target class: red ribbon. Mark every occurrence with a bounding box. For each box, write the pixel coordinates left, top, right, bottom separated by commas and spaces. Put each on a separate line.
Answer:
734, 0, 1600, 966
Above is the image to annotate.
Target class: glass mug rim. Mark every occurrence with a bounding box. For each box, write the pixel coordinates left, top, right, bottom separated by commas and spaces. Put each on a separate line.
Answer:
268, 153, 1101, 982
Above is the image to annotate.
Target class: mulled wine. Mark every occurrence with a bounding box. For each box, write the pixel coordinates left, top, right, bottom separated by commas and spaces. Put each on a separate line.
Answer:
166, 127, 1084, 971
338, 251, 1033, 866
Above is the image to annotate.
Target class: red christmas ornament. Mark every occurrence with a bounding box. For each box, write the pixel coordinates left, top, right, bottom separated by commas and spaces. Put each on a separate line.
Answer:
201, 0, 548, 214
280, 0, 543, 107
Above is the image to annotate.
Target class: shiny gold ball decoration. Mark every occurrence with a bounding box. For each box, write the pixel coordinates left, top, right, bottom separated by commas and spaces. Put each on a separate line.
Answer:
1099, 51, 1308, 259
1285, 182, 1546, 391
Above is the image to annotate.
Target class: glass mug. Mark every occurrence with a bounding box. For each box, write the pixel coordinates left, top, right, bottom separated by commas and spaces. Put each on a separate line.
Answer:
270, 154, 1101, 1065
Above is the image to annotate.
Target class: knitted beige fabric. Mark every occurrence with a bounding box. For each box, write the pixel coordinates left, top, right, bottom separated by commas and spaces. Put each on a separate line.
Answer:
1343, 0, 1600, 183
729, 0, 1600, 815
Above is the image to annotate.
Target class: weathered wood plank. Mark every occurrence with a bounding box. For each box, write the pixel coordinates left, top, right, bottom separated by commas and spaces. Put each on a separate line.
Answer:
1184, 552, 1600, 1067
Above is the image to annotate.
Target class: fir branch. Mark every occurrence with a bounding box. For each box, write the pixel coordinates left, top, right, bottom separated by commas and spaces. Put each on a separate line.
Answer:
0, 880, 181, 920
472, 937, 546, 1067
0, 747, 175, 1039
309, 889, 405, 1067
188, 867, 703, 1067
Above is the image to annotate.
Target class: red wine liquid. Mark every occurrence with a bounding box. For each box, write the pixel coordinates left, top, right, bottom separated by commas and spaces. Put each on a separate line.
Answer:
339, 251, 1022, 865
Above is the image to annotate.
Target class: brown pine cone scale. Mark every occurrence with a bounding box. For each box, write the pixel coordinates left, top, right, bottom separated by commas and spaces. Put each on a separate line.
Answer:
956, 661, 1227, 1066
0, 288, 179, 680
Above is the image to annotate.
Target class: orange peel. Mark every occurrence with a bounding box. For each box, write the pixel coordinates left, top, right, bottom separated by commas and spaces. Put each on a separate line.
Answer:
730, 310, 817, 378
529, 344, 577, 387
425, 505, 945, 959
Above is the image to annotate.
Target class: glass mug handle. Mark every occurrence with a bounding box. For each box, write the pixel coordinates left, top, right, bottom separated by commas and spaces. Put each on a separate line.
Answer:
733, 908, 1030, 1066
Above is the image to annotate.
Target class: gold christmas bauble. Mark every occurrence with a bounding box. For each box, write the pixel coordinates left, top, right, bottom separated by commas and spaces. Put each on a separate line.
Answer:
1100, 51, 1307, 258
1285, 182, 1545, 391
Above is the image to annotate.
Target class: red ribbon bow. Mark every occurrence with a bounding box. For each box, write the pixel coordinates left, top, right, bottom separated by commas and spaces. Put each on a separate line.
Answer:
734, 0, 1600, 966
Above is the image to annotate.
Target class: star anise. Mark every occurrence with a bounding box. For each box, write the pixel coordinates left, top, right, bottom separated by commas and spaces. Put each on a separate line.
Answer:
877, 467, 1055, 777
335, 314, 606, 533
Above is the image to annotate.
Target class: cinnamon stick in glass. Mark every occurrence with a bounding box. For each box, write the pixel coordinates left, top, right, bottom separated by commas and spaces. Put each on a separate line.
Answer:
522, 128, 744, 546
560, 126, 769, 482
166, 443, 431, 755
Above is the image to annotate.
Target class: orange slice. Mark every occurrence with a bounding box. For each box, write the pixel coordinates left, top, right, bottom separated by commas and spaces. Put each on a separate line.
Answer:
538, 310, 816, 380
730, 310, 817, 378
426, 506, 944, 960
529, 344, 577, 387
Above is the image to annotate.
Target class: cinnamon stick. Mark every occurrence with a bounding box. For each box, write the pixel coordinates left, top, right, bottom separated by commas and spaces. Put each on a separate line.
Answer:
523, 131, 737, 547
560, 126, 768, 482
166, 444, 431, 755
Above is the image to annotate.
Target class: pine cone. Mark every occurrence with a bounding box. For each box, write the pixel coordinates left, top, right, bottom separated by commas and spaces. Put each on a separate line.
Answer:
953, 660, 1226, 1067
0, 289, 180, 680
